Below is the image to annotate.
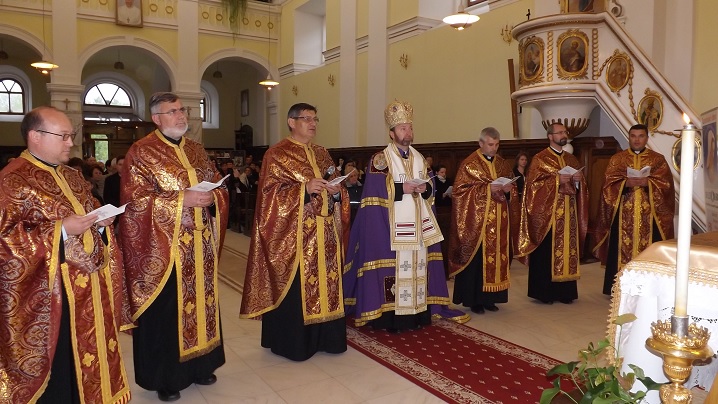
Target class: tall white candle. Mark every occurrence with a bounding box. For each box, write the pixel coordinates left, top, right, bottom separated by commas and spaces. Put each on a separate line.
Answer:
675, 113, 695, 318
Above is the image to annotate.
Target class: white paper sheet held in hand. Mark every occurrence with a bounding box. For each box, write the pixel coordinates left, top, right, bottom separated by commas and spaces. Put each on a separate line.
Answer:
186, 174, 230, 192
405, 175, 436, 187
491, 177, 520, 186
627, 166, 651, 178
86, 203, 128, 223
327, 169, 356, 186
558, 166, 585, 175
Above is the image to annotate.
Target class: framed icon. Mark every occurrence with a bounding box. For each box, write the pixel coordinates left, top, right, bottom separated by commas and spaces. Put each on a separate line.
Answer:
605, 53, 630, 92
560, 0, 606, 13
671, 136, 702, 173
241, 89, 249, 117
637, 92, 663, 131
704, 123, 717, 182
557, 30, 589, 79
519, 36, 544, 86
116, 0, 143, 27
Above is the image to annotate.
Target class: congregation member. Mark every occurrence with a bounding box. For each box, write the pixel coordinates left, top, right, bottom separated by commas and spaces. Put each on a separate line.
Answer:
510, 152, 529, 259
120, 92, 229, 402
593, 123, 675, 295
0, 106, 130, 403
343, 100, 468, 333
103, 154, 124, 207
240, 102, 350, 361
448, 127, 514, 314
345, 167, 363, 223
518, 123, 588, 304
434, 165, 453, 207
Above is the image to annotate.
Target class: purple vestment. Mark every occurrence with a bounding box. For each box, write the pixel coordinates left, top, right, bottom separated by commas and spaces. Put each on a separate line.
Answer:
343, 148, 469, 327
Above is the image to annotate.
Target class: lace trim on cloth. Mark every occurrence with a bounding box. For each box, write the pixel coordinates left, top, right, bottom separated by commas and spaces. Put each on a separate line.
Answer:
608, 261, 718, 403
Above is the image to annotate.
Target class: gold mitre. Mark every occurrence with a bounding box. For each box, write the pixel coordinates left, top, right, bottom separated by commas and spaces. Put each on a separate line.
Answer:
384, 100, 413, 129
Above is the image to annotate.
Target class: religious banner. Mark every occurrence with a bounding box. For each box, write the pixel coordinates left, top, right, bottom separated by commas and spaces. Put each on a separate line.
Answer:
702, 107, 718, 230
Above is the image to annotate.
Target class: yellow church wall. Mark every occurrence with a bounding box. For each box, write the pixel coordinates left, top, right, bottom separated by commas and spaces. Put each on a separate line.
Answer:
77, 21, 178, 61
325, 0, 340, 51
356, 0, 369, 39
388, 0, 419, 27
386, 4, 522, 143
356, 51, 369, 147
278, 0, 310, 66
692, 0, 718, 116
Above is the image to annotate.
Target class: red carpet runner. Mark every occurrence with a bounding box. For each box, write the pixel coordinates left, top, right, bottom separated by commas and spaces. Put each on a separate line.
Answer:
346, 319, 560, 403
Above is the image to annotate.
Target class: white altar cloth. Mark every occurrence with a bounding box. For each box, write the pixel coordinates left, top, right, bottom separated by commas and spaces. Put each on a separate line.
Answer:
608, 232, 718, 403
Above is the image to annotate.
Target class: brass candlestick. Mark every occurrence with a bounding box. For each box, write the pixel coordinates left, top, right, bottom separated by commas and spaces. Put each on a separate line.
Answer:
645, 318, 713, 403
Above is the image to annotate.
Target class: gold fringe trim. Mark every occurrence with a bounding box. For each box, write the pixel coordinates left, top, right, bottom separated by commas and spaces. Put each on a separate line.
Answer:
304, 312, 345, 325
179, 338, 221, 363
483, 281, 510, 292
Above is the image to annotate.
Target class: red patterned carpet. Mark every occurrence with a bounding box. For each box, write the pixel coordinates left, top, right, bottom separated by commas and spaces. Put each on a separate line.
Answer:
346, 319, 560, 403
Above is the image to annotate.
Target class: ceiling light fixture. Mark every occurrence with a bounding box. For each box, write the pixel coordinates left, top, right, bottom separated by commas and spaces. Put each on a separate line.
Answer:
213, 62, 223, 79
258, 3, 279, 89
114, 50, 124, 70
0, 40, 8, 60
443, 0, 480, 31
30, 0, 59, 74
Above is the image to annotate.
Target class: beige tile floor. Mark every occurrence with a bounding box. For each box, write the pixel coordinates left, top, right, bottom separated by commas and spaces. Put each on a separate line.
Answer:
120, 231, 706, 403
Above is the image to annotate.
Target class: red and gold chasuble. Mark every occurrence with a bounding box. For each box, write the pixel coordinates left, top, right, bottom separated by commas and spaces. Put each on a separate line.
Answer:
0, 151, 130, 404
593, 148, 675, 267
518, 148, 588, 281
120, 130, 229, 361
448, 152, 512, 291
240, 137, 349, 324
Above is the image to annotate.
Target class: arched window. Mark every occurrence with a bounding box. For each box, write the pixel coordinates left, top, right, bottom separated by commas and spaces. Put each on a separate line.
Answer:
0, 79, 24, 115
201, 81, 219, 129
84, 83, 132, 107
0, 66, 31, 122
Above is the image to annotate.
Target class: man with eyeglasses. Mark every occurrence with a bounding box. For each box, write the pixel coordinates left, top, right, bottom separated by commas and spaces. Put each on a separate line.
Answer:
517, 122, 588, 305
120, 92, 229, 401
343, 100, 468, 333
0, 106, 131, 403
593, 123, 675, 295
241, 102, 350, 361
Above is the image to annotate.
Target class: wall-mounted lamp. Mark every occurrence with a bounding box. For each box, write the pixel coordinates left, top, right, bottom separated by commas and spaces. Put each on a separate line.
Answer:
399, 53, 409, 69
327, 74, 335, 87
291, 85, 298, 96
500, 24, 513, 44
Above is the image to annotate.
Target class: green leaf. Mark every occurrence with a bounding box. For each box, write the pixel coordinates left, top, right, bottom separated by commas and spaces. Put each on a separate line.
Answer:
539, 386, 561, 404
548, 361, 579, 376
614, 313, 638, 325
637, 376, 664, 391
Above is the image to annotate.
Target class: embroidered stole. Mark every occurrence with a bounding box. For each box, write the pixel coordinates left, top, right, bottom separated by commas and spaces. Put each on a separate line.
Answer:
385, 144, 442, 315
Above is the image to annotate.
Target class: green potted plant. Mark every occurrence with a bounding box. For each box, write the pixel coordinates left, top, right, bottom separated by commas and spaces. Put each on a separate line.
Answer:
540, 313, 663, 404
222, 0, 248, 33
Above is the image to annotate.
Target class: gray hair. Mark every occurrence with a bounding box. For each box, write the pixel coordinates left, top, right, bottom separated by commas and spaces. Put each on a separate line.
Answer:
479, 127, 500, 142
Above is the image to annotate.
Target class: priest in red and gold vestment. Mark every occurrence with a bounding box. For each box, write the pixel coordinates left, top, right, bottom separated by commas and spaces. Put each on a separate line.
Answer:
593, 124, 675, 295
120, 93, 229, 401
448, 127, 514, 314
240, 102, 350, 361
0, 106, 130, 404
518, 123, 588, 304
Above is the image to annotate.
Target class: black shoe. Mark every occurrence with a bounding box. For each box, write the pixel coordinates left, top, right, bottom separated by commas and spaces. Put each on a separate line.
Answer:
470, 305, 485, 314
157, 390, 181, 402
484, 304, 499, 312
195, 374, 217, 386
386, 327, 401, 334
539, 299, 554, 305
559, 299, 574, 304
